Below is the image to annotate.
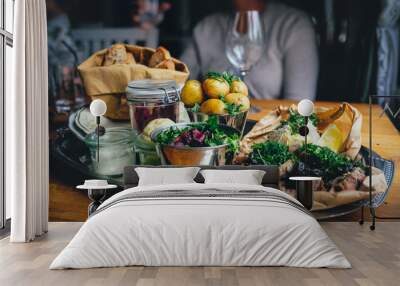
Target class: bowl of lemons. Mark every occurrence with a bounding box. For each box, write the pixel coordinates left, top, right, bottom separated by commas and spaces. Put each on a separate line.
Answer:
181, 72, 250, 136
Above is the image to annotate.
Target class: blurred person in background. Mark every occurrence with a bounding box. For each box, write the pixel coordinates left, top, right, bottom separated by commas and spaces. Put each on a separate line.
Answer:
47, 0, 83, 113
132, 0, 318, 100
131, 0, 171, 30
47, 0, 79, 70
181, 0, 319, 100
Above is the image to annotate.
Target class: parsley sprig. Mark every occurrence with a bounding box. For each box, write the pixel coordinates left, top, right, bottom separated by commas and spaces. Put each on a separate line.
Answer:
248, 141, 295, 165
220, 95, 242, 115
248, 141, 365, 187
282, 109, 319, 134
296, 144, 362, 183
206, 71, 239, 85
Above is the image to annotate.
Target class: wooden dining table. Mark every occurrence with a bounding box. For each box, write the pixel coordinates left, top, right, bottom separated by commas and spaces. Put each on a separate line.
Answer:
49, 99, 400, 222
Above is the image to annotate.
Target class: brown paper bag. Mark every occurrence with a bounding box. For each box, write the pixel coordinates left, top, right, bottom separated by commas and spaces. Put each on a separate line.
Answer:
237, 103, 362, 161
78, 45, 190, 120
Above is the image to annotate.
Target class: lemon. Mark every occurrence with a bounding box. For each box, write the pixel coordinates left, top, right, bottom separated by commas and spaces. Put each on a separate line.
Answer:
200, 99, 226, 115
230, 80, 249, 96
143, 118, 175, 142
224, 93, 251, 112
317, 124, 344, 153
181, 80, 204, 107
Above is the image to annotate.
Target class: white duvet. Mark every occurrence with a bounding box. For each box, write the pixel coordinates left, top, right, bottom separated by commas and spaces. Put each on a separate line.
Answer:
50, 183, 351, 269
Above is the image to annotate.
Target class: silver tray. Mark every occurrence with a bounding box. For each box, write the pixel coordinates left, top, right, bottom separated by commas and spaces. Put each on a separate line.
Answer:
52, 120, 395, 220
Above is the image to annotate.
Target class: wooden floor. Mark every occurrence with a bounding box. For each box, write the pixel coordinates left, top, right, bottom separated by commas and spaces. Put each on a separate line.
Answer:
0, 222, 399, 286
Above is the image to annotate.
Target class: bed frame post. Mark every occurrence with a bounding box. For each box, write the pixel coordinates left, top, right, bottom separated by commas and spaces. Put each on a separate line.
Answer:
368, 95, 376, 230
364, 94, 399, 227
369, 207, 376, 231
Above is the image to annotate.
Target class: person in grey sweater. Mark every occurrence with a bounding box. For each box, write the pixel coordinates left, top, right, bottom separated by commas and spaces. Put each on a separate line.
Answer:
181, 0, 319, 100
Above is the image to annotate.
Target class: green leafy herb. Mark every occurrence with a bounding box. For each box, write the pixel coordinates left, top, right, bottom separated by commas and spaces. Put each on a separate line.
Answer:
204, 117, 240, 154
226, 134, 241, 154
206, 71, 239, 85
156, 126, 189, 145
191, 103, 201, 113
248, 141, 295, 165
206, 72, 228, 84
220, 95, 242, 115
204, 115, 216, 127
295, 144, 358, 183
221, 72, 239, 85
225, 102, 242, 115
248, 142, 364, 185
282, 109, 318, 135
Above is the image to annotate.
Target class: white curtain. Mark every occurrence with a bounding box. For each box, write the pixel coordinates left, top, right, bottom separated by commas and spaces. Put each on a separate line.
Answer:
7, 0, 49, 242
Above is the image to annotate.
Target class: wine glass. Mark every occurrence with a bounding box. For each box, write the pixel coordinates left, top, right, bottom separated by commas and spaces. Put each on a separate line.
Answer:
225, 11, 265, 78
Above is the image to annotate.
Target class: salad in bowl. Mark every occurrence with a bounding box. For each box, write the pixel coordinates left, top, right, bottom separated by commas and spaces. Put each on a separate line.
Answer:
151, 116, 240, 166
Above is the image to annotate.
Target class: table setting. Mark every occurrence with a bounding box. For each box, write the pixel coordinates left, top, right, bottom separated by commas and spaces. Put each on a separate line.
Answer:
51, 38, 395, 220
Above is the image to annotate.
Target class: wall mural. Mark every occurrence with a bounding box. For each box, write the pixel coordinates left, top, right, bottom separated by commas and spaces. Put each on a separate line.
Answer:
48, 0, 397, 223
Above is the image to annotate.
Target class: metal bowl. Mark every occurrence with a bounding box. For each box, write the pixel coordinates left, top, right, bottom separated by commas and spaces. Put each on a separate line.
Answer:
187, 110, 248, 137
150, 123, 240, 166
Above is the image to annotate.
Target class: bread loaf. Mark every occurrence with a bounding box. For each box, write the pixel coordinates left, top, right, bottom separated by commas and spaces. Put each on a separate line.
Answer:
155, 59, 175, 70
103, 44, 136, 66
78, 44, 190, 120
148, 46, 171, 68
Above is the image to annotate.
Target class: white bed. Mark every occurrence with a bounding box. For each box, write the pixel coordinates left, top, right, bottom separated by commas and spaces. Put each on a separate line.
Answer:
50, 183, 350, 269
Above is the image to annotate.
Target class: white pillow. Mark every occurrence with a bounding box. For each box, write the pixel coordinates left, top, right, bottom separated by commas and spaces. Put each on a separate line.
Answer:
200, 169, 266, 185
135, 167, 200, 186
